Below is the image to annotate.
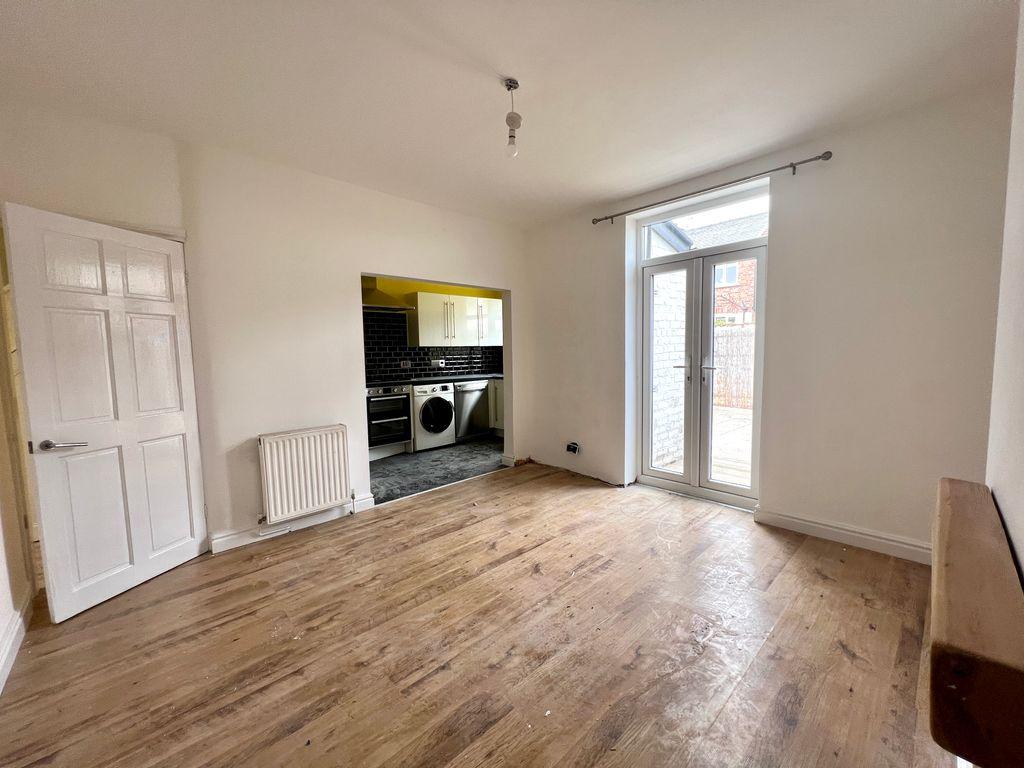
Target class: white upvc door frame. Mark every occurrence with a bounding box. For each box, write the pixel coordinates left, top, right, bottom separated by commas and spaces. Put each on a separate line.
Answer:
697, 245, 766, 501
636, 234, 767, 511
640, 258, 701, 486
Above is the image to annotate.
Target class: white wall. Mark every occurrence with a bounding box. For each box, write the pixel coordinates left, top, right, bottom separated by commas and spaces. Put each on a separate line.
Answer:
178, 145, 526, 544
522, 84, 1012, 549
0, 101, 526, 557
0, 78, 1013, 578
0, 99, 183, 233
987, 8, 1024, 558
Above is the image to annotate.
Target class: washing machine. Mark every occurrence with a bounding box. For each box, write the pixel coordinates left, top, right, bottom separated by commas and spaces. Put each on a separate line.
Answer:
413, 382, 456, 451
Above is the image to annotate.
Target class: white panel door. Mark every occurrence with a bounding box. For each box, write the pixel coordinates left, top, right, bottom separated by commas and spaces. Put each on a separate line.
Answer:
3, 203, 207, 622
478, 298, 503, 346
451, 295, 480, 346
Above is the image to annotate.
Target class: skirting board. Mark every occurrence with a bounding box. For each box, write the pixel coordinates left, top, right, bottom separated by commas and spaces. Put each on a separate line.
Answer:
501, 454, 515, 467
0, 590, 32, 696
754, 509, 931, 565
210, 492, 376, 554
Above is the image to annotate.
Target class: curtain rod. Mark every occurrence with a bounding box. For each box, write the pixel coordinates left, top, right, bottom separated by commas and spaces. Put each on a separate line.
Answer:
591, 150, 833, 225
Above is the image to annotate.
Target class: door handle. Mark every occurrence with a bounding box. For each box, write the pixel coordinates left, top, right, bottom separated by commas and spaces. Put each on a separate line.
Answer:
38, 439, 88, 451
672, 364, 691, 382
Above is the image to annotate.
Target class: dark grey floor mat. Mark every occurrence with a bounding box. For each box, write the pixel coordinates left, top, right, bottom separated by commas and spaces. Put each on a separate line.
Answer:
369, 436, 506, 504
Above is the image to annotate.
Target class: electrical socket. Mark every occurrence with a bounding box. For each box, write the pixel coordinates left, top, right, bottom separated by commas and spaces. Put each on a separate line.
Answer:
430, 359, 445, 368
399, 360, 411, 369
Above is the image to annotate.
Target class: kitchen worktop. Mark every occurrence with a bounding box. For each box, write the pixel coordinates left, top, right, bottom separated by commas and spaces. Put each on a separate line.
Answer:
367, 373, 504, 387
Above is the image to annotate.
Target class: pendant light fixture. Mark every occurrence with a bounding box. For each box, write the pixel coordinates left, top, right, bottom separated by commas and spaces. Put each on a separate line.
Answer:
504, 78, 521, 158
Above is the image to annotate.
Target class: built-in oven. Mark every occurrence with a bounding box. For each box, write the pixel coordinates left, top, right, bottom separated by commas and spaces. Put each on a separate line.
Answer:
366, 385, 412, 447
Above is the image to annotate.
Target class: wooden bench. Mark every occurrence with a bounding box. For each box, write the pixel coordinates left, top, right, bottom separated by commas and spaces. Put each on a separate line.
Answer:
930, 478, 1024, 767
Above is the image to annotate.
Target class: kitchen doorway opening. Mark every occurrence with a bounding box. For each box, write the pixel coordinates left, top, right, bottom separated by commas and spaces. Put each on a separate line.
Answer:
360, 274, 512, 505
635, 179, 768, 508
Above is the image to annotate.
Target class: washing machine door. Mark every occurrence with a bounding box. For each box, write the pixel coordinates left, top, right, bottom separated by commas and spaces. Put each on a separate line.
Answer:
419, 396, 455, 433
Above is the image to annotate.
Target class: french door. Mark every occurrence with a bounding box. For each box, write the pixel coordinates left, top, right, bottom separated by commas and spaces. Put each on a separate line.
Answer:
641, 244, 764, 504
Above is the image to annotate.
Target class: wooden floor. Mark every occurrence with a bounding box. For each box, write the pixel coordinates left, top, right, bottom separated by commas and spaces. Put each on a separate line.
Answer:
0, 463, 951, 767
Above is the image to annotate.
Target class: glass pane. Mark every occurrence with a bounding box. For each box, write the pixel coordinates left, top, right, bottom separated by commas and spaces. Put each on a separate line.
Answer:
649, 268, 687, 475
646, 193, 769, 255
708, 257, 756, 487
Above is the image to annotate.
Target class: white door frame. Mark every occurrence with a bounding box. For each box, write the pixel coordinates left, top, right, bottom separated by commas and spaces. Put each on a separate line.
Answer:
697, 246, 766, 500
640, 258, 701, 486
636, 235, 767, 510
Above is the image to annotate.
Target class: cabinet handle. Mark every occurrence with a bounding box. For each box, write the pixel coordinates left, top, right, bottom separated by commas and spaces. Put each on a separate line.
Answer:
443, 300, 449, 339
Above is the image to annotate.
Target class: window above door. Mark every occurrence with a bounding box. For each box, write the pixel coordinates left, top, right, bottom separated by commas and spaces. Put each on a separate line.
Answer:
641, 179, 770, 261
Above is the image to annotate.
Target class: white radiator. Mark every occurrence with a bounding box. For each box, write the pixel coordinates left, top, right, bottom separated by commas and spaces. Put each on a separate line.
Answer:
257, 424, 351, 525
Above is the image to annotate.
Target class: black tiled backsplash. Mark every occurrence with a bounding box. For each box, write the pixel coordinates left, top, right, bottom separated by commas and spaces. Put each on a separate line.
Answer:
363, 310, 503, 384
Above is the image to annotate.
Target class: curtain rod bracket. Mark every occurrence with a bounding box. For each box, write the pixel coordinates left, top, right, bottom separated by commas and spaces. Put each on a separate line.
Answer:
591, 149, 833, 225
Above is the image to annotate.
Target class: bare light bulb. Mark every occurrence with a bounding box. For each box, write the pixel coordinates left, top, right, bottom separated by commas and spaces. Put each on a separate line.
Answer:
505, 109, 522, 159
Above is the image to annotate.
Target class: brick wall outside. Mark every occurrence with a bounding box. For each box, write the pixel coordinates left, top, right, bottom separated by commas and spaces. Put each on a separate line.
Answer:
650, 270, 687, 469
714, 258, 757, 317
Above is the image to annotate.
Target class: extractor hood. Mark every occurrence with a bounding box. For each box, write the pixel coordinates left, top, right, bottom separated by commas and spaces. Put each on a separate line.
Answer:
361, 277, 413, 312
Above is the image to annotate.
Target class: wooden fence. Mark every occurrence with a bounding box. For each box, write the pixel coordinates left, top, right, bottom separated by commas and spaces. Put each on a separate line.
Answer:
712, 324, 755, 409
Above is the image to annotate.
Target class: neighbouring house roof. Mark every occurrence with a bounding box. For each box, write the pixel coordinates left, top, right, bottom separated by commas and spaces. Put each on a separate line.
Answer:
649, 212, 769, 255
650, 220, 693, 251
682, 212, 769, 249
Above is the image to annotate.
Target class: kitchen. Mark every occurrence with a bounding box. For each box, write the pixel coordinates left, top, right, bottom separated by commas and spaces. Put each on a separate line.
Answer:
362, 275, 507, 504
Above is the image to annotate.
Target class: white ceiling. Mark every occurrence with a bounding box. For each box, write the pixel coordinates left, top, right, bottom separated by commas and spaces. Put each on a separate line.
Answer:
0, 1, 1017, 224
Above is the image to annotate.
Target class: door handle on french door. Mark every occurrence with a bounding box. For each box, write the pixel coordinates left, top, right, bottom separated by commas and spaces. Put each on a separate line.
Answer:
38, 439, 88, 451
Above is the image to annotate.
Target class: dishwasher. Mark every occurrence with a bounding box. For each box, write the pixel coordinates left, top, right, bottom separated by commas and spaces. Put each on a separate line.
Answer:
454, 380, 492, 439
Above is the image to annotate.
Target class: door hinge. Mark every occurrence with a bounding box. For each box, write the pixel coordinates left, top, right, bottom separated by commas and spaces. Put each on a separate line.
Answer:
27, 440, 33, 454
